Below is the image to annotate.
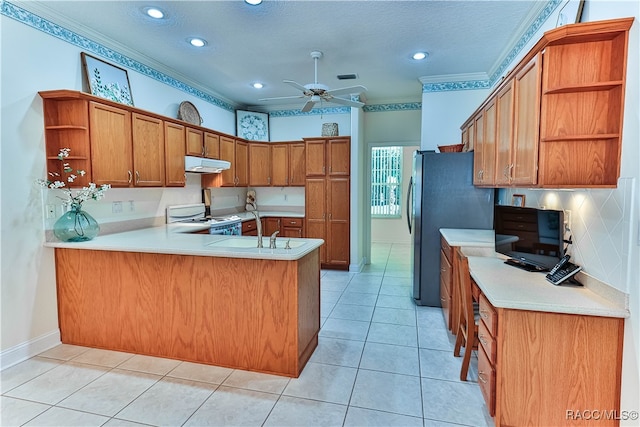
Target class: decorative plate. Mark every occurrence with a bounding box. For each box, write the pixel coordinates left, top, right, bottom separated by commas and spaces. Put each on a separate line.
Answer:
178, 101, 202, 125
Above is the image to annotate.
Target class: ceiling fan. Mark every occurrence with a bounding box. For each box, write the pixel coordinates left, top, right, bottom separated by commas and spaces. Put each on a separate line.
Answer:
259, 51, 367, 112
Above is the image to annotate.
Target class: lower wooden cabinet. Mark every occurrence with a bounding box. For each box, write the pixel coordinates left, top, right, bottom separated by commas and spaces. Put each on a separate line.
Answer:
282, 217, 304, 238
475, 288, 624, 426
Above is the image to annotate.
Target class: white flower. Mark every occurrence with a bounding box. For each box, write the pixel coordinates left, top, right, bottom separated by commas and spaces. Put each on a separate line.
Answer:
37, 148, 109, 207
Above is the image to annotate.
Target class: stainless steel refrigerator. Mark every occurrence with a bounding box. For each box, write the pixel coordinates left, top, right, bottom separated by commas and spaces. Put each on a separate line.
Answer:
407, 151, 495, 306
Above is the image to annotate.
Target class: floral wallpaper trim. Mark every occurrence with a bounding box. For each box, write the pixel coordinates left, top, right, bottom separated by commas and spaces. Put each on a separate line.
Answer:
1, 1, 235, 112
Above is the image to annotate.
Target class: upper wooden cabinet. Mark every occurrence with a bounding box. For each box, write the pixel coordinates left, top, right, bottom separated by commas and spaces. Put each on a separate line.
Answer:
214, 136, 249, 187
249, 142, 271, 186
271, 142, 306, 187
463, 18, 633, 188
164, 122, 186, 187
305, 137, 350, 176
186, 128, 220, 159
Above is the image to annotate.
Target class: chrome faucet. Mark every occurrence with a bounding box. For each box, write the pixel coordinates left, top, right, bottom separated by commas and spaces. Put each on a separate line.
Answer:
250, 210, 263, 248
269, 230, 280, 249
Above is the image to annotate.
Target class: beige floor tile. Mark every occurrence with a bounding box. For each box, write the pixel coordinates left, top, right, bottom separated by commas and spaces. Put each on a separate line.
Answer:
359, 342, 420, 376
70, 348, 134, 368
350, 369, 423, 418
37, 344, 89, 361
264, 396, 347, 427
308, 336, 365, 368
0, 396, 50, 426
1, 357, 62, 394
185, 386, 279, 426
344, 406, 423, 426
117, 353, 181, 375
222, 369, 290, 394
4, 361, 109, 405
283, 362, 357, 405
116, 377, 215, 426
57, 368, 160, 416
23, 406, 109, 426
167, 361, 234, 384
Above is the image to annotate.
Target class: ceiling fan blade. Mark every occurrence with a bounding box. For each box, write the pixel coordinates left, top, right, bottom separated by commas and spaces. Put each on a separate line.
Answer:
325, 85, 367, 97
258, 95, 305, 102
301, 99, 316, 113
326, 96, 364, 108
283, 80, 310, 93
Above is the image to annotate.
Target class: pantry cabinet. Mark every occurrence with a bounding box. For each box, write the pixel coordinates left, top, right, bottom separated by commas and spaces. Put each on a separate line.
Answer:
304, 137, 350, 269
463, 18, 633, 188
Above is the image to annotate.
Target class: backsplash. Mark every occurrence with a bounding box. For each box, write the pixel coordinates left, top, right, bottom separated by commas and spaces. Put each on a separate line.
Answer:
207, 186, 305, 211
499, 177, 635, 292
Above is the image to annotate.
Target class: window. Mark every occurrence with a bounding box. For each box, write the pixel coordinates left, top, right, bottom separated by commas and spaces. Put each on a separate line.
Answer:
371, 146, 402, 217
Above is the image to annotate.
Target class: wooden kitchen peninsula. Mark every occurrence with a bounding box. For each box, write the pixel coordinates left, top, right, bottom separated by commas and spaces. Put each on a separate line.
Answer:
46, 228, 323, 377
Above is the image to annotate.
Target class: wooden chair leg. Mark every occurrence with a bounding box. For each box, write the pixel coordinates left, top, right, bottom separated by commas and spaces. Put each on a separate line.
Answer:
453, 327, 463, 357
460, 339, 472, 381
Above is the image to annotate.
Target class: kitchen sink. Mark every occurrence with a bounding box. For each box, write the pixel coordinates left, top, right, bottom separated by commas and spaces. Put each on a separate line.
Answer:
207, 237, 306, 249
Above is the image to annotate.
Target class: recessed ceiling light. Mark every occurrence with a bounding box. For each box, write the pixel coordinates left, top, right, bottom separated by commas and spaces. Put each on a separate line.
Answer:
412, 52, 428, 60
189, 38, 206, 47
252, 82, 264, 89
245, 0, 263, 5
145, 7, 164, 19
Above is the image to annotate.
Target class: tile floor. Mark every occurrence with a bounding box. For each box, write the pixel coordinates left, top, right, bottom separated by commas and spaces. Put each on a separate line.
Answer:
2, 243, 491, 426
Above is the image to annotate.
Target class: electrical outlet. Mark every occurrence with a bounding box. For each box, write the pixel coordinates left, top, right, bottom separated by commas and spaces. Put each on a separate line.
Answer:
46, 204, 56, 219
128, 200, 135, 212
112, 201, 123, 213
284, 194, 288, 201
564, 209, 572, 231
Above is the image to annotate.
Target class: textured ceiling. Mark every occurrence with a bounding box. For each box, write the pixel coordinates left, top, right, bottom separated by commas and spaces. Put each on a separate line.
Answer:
21, 0, 544, 110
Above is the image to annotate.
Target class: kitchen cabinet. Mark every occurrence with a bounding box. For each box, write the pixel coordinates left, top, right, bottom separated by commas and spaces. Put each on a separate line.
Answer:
281, 217, 304, 238
203, 132, 220, 159
217, 136, 248, 187
185, 128, 220, 159
164, 122, 186, 187
89, 101, 133, 187
89, 105, 166, 187
41, 91, 169, 188
241, 218, 262, 236
473, 283, 624, 426
41, 94, 92, 188
249, 142, 271, 186
271, 142, 306, 187
263, 217, 280, 237
131, 113, 165, 187
463, 18, 633, 188
304, 137, 350, 269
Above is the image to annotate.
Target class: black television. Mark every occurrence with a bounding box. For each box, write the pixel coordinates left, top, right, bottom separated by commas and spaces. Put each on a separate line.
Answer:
494, 205, 564, 272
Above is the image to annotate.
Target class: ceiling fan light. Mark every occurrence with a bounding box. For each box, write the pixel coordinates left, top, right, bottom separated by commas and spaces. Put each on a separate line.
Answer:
412, 51, 428, 60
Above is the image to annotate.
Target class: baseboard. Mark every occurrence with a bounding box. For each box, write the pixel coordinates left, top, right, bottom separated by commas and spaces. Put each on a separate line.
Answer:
0, 330, 61, 370
349, 257, 365, 272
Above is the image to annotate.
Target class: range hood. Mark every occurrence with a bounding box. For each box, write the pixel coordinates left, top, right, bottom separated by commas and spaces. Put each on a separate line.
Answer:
184, 156, 230, 173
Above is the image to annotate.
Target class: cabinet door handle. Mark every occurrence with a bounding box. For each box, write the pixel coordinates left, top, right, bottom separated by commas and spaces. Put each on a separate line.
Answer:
135, 171, 140, 184
127, 170, 132, 183
202, 146, 206, 156
329, 213, 332, 220
480, 309, 490, 319
268, 176, 271, 185
479, 334, 488, 346
478, 372, 488, 384
322, 166, 325, 174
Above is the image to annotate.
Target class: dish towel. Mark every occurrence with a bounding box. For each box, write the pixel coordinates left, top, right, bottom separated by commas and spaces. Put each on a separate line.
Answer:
245, 190, 257, 211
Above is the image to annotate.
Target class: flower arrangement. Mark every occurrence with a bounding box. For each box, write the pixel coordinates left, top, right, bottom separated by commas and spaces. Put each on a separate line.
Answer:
37, 148, 110, 207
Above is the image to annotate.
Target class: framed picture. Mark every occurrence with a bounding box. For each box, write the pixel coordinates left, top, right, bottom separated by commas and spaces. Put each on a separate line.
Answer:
512, 194, 526, 207
236, 110, 269, 141
81, 52, 134, 106
555, 0, 585, 27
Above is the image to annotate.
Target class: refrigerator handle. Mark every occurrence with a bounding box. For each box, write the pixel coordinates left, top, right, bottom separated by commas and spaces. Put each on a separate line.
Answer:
406, 176, 413, 234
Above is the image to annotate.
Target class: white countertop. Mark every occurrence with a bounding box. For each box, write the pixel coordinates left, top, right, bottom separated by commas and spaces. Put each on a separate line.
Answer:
468, 256, 628, 318
439, 228, 494, 247
235, 211, 305, 221
44, 225, 323, 261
